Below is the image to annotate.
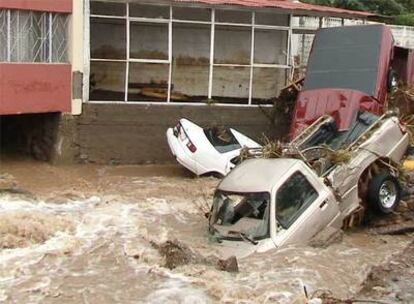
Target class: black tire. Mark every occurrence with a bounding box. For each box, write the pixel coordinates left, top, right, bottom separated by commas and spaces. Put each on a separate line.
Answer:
367, 173, 401, 214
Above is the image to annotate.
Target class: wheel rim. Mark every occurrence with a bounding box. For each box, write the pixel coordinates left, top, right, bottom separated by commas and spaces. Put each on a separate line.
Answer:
379, 181, 397, 209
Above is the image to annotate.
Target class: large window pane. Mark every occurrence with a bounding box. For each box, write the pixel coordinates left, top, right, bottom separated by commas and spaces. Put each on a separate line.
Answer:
91, 18, 126, 59
254, 29, 287, 65
129, 4, 169, 19
216, 10, 251, 24
128, 63, 169, 102
212, 67, 250, 104
91, 1, 126, 16
130, 22, 168, 60
252, 68, 287, 104
52, 14, 69, 62
0, 10, 7, 61
10, 11, 49, 62
173, 6, 210, 21
171, 23, 210, 102
255, 12, 289, 26
214, 26, 251, 64
90, 61, 126, 101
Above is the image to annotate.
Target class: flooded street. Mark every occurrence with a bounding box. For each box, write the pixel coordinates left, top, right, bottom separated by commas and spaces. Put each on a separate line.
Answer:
0, 159, 413, 303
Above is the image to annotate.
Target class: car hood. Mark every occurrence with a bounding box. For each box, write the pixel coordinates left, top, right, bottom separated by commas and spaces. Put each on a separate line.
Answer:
211, 238, 275, 260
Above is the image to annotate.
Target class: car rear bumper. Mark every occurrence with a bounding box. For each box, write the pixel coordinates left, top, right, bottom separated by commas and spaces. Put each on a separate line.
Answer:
166, 128, 201, 175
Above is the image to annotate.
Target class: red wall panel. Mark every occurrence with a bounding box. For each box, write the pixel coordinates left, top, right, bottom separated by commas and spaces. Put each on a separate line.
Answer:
0, 0, 72, 13
0, 63, 72, 115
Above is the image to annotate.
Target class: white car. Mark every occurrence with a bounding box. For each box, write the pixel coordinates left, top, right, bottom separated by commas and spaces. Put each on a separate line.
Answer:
166, 119, 261, 176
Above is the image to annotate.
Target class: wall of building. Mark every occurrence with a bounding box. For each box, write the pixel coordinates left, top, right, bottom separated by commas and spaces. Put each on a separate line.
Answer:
0, 0, 72, 13
0, 64, 72, 115
77, 103, 287, 164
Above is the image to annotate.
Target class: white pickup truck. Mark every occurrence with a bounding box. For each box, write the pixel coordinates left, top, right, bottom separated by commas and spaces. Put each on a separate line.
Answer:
208, 112, 410, 257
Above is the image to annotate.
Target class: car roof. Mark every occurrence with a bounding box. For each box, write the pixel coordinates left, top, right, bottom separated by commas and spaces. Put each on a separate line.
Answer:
218, 158, 300, 193
303, 24, 392, 96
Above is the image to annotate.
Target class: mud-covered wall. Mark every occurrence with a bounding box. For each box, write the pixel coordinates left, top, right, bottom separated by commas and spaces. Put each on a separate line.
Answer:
77, 103, 288, 164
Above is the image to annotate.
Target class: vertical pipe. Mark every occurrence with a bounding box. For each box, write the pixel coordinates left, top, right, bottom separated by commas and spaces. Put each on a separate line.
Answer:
124, 2, 130, 102
248, 12, 255, 105
287, 13, 293, 82
83, 0, 91, 102
208, 9, 215, 100
167, 5, 172, 102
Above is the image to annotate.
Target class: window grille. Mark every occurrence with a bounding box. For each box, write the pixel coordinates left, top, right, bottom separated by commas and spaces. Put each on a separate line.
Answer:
0, 9, 69, 63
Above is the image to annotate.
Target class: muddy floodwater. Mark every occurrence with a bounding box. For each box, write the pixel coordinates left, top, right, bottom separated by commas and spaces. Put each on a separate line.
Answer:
0, 159, 413, 303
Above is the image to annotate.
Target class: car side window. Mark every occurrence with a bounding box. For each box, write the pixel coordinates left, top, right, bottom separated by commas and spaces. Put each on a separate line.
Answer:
276, 172, 319, 229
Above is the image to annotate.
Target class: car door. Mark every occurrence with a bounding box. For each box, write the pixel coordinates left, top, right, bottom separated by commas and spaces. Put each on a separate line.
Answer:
272, 170, 340, 247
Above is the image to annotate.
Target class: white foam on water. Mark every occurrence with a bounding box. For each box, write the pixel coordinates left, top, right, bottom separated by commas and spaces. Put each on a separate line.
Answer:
0, 192, 411, 303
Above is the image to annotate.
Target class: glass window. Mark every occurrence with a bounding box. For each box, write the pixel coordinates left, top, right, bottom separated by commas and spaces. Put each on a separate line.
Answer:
91, 1, 126, 16
212, 66, 250, 104
204, 128, 241, 153
52, 14, 69, 62
255, 12, 289, 26
128, 63, 169, 102
216, 10, 251, 24
171, 23, 210, 102
173, 6, 210, 21
129, 4, 169, 19
254, 29, 288, 65
214, 25, 251, 65
276, 172, 318, 229
10, 11, 49, 62
130, 22, 168, 60
0, 10, 8, 61
89, 61, 126, 101
252, 68, 287, 104
90, 18, 126, 59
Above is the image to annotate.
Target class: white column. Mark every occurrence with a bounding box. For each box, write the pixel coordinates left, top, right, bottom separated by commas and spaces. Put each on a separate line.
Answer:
208, 9, 215, 100
71, 0, 86, 115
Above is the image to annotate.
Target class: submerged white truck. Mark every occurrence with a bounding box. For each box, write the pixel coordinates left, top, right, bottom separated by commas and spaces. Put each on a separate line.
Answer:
208, 112, 410, 257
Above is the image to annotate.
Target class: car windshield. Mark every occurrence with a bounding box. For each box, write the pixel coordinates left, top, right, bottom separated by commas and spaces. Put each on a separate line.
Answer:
204, 127, 241, 153
209, 191, 270, 241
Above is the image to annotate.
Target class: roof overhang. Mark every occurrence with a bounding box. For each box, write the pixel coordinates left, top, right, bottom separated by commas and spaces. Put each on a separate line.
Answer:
172, 0, 376, 19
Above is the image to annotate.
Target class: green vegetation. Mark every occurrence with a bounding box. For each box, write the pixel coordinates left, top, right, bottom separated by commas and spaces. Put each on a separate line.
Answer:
303, 0, 414, 26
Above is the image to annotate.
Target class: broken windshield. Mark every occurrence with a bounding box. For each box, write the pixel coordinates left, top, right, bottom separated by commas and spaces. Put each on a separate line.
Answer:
209, 191, 270, 241
204, 127, 241, 153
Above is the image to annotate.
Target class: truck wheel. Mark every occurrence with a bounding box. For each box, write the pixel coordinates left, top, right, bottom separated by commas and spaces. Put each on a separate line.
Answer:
367, 173, 401, 214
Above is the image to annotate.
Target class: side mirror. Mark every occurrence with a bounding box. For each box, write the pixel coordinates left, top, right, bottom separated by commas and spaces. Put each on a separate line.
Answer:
388, 70, 398, 93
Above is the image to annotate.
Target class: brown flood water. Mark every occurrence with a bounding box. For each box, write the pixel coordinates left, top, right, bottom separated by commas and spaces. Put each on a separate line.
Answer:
0, 159, 412, 303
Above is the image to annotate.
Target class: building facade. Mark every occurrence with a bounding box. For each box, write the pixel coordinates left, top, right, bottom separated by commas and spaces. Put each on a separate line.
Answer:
0, 0, 379, 164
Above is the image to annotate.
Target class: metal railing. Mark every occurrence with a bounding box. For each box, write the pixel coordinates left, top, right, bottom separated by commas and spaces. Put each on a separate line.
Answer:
0, 9, 69, 63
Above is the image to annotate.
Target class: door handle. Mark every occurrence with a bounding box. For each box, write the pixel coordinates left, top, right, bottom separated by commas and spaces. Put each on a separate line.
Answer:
319, 201, 328, 209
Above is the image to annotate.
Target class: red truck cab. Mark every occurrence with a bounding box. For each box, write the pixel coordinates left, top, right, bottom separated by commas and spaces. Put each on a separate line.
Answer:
290, 24, 403, 138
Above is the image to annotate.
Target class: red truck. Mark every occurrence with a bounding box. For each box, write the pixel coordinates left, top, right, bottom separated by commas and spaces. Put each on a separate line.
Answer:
290, 24, 414, 138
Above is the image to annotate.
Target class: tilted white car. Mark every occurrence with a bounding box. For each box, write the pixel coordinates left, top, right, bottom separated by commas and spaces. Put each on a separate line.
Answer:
166, 119, 261, 176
